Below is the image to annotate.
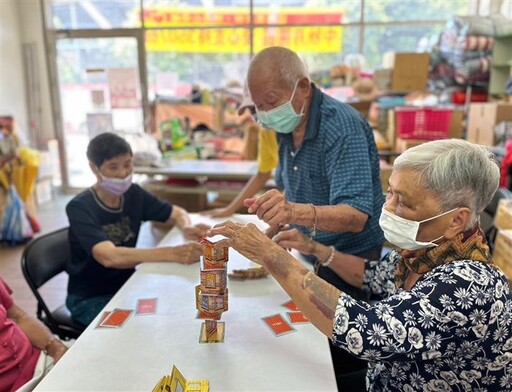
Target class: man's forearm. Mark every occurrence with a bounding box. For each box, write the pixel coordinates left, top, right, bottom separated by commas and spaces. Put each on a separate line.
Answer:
290, 203, 368, 233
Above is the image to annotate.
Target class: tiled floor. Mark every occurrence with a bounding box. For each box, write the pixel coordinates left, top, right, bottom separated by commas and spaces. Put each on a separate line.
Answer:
0, 192, 74, 316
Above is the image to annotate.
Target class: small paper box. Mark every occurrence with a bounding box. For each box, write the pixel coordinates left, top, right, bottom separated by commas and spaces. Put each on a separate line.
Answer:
197, 289, 229, 314
200, 268, 227, 294
200, 237, 229, 265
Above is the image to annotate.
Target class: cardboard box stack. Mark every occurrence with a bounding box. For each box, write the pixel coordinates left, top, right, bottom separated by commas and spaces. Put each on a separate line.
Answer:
467, 103, 512, 146
493, 199, 512, 281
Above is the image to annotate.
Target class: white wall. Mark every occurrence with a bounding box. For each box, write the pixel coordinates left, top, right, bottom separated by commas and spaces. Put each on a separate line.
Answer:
0, 0, 28, 142
0, 0, 54, 149
17, 0, 55, 149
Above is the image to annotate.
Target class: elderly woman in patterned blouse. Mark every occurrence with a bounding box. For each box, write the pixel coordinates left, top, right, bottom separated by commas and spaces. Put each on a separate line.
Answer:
209, 139, 512, 391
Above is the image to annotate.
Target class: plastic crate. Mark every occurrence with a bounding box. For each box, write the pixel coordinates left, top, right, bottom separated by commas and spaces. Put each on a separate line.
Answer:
396, 107, 453, 140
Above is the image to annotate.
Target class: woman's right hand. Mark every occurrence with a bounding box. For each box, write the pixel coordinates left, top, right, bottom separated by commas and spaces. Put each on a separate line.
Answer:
166, 242, 203, 264
207, 221, 280, 267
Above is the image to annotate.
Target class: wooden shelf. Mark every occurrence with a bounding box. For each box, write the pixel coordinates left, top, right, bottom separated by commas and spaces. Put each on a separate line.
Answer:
489, 35, 512, 95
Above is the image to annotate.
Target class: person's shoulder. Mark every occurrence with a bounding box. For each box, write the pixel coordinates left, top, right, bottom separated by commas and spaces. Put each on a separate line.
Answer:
319, 93, 367, 132
67, 189, 94, 209
433, 260, 506, 286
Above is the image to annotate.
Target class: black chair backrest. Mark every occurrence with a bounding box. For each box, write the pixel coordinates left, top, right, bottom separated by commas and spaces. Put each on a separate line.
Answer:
21, 227, 70, 319
481, 187, 512, 250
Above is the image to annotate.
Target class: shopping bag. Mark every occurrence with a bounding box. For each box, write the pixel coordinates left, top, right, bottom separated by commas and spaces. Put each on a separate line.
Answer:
0, 185, 33, 243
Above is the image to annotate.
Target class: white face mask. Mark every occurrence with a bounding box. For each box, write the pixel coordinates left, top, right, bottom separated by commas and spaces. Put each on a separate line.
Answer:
379, 207, 457, 251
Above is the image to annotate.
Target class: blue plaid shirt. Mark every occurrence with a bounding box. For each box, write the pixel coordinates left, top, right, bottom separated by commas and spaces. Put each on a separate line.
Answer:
275, 84, 384, 259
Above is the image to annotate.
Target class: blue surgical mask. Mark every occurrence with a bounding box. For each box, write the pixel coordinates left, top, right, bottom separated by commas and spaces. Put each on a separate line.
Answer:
255, 81, 304, 134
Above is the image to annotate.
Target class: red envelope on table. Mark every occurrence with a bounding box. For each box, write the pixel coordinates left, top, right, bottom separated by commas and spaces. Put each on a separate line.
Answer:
99, 309, 133, 328
281, 300, 300, 312
136, 298, 158, 315
95, 311, 111, 329
287, 311, 309, 324
262, 314, 296, 336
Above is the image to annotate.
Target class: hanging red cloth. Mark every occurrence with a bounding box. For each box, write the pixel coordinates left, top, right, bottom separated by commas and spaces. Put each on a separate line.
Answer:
500, 140, 512, 189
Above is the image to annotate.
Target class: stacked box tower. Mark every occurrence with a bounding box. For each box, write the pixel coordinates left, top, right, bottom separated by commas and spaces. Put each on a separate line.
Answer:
195, 237, 229, 343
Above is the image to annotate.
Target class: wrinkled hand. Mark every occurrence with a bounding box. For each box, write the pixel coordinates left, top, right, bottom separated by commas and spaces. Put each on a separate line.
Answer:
167, 242, 203, 264
273, 228, 316, 255
182, 223, 211, 240
208, 221, 279, 267
200, 207, 234, 218
265, 224, 282, 239
244, 189, 294, 227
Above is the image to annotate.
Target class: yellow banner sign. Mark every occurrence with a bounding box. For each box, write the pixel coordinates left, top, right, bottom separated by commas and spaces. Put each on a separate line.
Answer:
146, 27, 343, 53
142, 7, 344, 28
142, 7, 343, 53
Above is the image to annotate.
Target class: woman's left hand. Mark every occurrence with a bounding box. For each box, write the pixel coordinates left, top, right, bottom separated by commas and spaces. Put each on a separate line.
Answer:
208, 221, 279, 266
183, 223, 211, 240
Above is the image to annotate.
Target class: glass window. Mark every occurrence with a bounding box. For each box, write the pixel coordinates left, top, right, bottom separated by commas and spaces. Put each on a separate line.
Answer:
142, 0, 250, 28
56, 37, 144, 188
364, 0, 471, 22
50, 0, 141, 29
362, 24, 443, 69
146, 29, 250, 99
250, 0, 351, 25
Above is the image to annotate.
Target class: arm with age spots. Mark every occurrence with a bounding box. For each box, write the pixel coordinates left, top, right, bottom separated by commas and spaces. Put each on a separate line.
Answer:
208, 221, 341, 338
244, 189, 368, 233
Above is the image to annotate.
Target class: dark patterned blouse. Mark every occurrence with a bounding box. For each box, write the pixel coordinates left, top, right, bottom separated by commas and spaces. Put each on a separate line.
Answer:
332, 250, 512, 392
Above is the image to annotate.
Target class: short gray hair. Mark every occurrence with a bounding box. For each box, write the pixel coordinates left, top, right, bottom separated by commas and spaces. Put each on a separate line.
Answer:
393, 139, 500, 229
248, 46, 308, 89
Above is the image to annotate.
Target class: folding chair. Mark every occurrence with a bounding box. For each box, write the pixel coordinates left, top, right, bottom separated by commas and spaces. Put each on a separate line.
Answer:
21, 227, 84, 340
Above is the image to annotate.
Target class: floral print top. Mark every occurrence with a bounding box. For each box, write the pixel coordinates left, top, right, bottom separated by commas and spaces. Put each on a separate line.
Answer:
331, 250, 512, 392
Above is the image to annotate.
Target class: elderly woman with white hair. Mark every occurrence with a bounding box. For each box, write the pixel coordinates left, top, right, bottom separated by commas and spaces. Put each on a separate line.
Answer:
209, 139, 512, 391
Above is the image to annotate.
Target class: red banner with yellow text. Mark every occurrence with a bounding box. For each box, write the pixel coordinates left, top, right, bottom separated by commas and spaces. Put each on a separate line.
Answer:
143, 7, 343, 53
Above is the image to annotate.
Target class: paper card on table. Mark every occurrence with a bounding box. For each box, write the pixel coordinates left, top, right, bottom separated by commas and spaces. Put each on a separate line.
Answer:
287, 311, 309, 324
99, 308, 133, 328
281, 299, 299, 312
95, 310, 111, 329
136, 298, 158, 315
262, 314, 296, 337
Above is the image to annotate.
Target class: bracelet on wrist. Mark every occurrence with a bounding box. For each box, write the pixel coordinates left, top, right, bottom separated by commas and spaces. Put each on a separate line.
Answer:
308, 203, 317, 240
43, 336, 56, 354
321, 246, 336, 267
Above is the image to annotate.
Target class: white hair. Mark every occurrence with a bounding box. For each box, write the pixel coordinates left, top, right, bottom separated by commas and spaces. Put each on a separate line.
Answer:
248, 46, 308, 89
393, 139, 500, 229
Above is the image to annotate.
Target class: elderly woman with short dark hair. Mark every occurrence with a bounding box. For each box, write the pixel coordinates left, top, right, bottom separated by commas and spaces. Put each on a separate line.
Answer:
209, 139, 512, 391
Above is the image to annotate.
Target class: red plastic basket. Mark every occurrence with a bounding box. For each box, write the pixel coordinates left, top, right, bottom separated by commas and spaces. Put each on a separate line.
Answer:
396, 107, 453, 140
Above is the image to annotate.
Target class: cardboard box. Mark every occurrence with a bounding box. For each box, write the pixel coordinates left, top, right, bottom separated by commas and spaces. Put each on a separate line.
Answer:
493, 229, 512, 279
449, 109, 464, 139
495, 199, 512, 231
467, 103, 512, 146
391, 53, 430, 92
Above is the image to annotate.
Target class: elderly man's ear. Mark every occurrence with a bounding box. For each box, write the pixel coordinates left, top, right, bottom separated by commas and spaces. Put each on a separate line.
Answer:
443, 208, 472, 240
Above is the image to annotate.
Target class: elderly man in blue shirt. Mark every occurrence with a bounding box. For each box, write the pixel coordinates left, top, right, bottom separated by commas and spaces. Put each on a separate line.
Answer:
243, 46, 384, 390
